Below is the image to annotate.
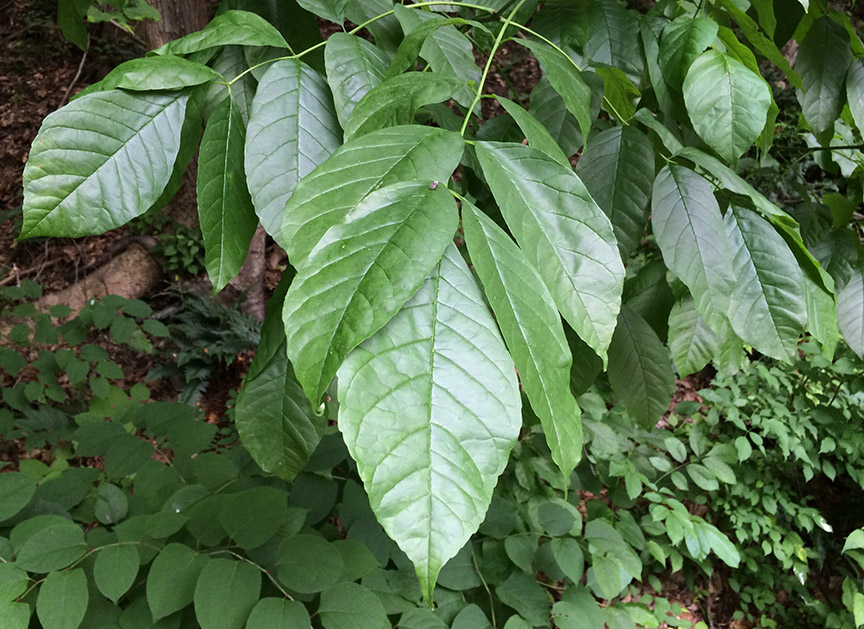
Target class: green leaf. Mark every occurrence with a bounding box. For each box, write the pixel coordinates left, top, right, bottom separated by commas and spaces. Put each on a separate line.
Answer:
11, 515, 87, 573
581, 0, 644, 84
297, 0, 348, 23
701, 523, 740, 567
550, 538, 584, 583
319, 582, 390, 629
496, 572, 551, 626
452, 605, 493, 629
0, 473, 37, 522
552, 588, 604, 629
846, 58, 864, 136
193, 559, 261, 629
58, 0, 89, 50
574, 126, 654, 258
463, 202, 582, 478
475, 141, 624, 364
146, 544, 208, 621
21, 91, 188, 238
219, 487, 288, 549
496, 96, 570, 167
343, 72, 465, 140
393, 5, 480, 109
94, 482, 129, 525
246, 599, 311, 629
607, 306, 675, 429
155, 10, 290, 55
657, 16, 717, 90
651, 165, 734, 329
284, 181, 457, 403
103, 56, 221, 91
399, 608, 449, 629
236, 340, 322, 480
245, 59, 341, 238
683, 50, 771, 164
0, 563, 29, 601
337, 245, 521, 602
518, 39, 593, 143
325, 33, 390, 129
838, 267, 864, 359
93, 544, 138, 604
197, 96, 258, 293
595, 67, 640, 121
668, 296, 719, 377
724, 206, 806, 361
205, 45, 257, 125
276, 534, 344, 594
591, 555, 623, 599
282, 125, 463, 262
702, 457, 736, 484
796, 17, 853, 135
687, 463, 719, 491
844, 529, 864, 553
530, 77, 584, 157
36, 569, 88, 629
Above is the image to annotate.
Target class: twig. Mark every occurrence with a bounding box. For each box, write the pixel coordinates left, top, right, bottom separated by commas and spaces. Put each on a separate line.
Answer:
59, 33, 89, 107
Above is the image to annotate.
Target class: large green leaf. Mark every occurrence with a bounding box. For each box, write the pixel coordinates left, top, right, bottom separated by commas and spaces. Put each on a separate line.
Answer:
146, 544, 208, 621
475, 141, 624, 364
36, 569, 88, 629
796, 17, 853, 135
297, 0, 349, 23
574, 126, 654, 258
463, 202, 582, 479
92, 56, 220, 92
846, 58, 864, 136
581, 0, 644, 84
11, 515, 87, 573
205, 45, 257, 125
246, 599, 311, 629
155, 10, 290, 55
93, 544, 139, 603
496, 96, 570, 167
838, 268, 864, 359
683, 50, 771, 164
319, 583, 390, 629
651, 165, 734, 330
517, 39, 593, 143
343, 72, 465, 140
197, 96, 258, 293
20, 91, 188, 238
325, 33, 390, 128
394, 5, 481, 109
724, 206, 806, 361
668, 296, 719, 377
281, 125, 463, 262
193, 559, 261, 629
0, 473, 36, 521
284, 182, 457, 403
245, 59, 341, 237
337, 245, 521, 602
607, 306, 675, 429
658, 16, 719, 88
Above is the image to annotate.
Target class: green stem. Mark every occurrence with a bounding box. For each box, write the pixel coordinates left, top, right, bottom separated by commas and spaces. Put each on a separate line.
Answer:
460, 0, 528, 137
207, 549, 294, 600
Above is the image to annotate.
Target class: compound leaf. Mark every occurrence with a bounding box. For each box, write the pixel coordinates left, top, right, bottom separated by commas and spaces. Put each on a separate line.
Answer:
337, 246, 521, 602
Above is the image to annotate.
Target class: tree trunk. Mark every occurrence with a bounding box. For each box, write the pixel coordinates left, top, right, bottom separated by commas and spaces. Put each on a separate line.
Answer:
138, 0, 209, 49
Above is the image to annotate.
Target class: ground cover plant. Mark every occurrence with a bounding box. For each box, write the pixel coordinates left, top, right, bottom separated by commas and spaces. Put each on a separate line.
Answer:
6, 0, 864, 625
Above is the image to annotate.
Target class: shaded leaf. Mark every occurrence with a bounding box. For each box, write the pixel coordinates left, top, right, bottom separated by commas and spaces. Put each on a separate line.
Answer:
246, 599, 311, 629
796, 17, 853, 135
146, 544, 208, 621
319, 582, 390, 629
838, 267, 864, 358
36, 569, 88, 629
94, 544, 139, 603
11, 515, 87, 573
668, 296, 719, 377
496, 95, 570, 167
193, 559, 261, 629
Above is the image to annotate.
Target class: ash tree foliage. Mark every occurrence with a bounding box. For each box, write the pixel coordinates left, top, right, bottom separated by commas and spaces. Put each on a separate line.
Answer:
17, 0, 864, 611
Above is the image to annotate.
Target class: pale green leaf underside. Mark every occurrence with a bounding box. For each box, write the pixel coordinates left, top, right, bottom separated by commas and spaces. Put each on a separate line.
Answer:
245, 59, 341, 238
197, 97, 258, 293
21, 90, 188, 238
651, 165, 735, 330
284, 182, 458, 403
463, 203, 582, 478
796, 17, 853, 135
724, 206, 806, 361
337, 245, 521, 603
343, 72, 465, 140
846, 58, 864, 137
325, 33, 390, 129
281, 125, 463, 263
658, 16, 719, 88
668, 296, 719, 377
476, 141, 624, 365
838, 268, 864, 359
683, 50, 771, 164
607, 306, 675, 429
155, 10, 290, 56
574, 125, 654, 258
